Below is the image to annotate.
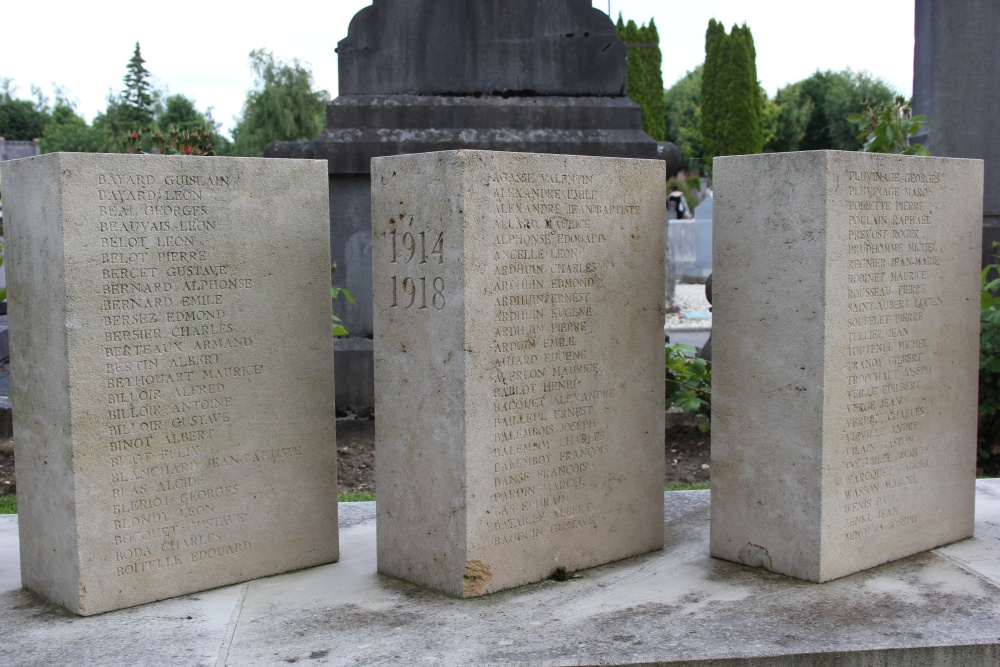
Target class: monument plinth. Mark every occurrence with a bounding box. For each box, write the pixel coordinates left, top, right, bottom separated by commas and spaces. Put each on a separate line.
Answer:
711, 150, 983, 582
372, 150, 665, 596
1, 153, 339, 615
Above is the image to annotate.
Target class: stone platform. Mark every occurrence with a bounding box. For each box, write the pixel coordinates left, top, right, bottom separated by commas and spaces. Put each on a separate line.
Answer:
2, 483, 1000, 666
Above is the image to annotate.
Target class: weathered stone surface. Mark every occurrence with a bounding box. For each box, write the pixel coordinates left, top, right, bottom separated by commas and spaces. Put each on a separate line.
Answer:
337, 0, 625, 96
1, 153, 338, 615
913, 0, 1000, 266
711, 150, 983, 582
372, 150, 665, 596
315, 95, 662, 174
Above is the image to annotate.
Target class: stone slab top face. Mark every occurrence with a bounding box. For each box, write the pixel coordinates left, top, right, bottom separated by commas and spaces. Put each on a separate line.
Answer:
371, 150, 666, 597
337, 0, 626, 96
710, 150, 983, 583
0, 152, 338, 615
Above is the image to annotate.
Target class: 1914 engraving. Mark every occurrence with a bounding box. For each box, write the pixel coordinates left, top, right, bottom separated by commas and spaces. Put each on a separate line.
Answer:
373, 150, 665, 598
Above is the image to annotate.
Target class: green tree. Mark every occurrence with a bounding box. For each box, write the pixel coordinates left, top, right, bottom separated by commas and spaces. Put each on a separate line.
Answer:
617, 15, 666, 141
39, 102, 116, 153
795, 69, 897, 151
664, 66, 703, 172
157, 94, 211, 132
0, 80, 50, 141
765, 82, 814, 152
230, 49, 328, 157
98, 42, 163, 151
700, 20, 762, 166
760, 90, 780, 153
117, 42, 157, 133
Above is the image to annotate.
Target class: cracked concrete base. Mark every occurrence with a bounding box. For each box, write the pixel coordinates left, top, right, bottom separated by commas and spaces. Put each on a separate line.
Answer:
2, 486, 1000, 666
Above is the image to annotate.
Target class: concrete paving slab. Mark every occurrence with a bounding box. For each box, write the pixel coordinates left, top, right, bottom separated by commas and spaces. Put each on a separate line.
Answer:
2, 485, 1000, 666
937, 479, 1000, 586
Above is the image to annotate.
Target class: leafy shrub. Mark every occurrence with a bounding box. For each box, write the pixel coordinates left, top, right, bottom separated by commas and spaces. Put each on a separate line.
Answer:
123, 126, 215, 155
331, 261, 356, 336
979, 250, 1000, 475
847, 95, 932, 155
665, 343, 711, 418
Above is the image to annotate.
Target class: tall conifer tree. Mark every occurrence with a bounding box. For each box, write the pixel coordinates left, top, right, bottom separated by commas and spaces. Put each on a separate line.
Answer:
617, 15, 666, 141
118, 42, 156, 132
700, 20, 763, 165
700, 20, 725, 161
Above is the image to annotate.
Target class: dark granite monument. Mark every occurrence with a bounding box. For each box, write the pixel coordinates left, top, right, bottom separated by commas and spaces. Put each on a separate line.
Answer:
913, 0, 1000, 266
267, 0, 680, 410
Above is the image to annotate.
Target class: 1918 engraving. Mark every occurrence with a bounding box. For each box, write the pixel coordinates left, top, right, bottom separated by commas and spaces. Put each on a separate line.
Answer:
373, 150, 665, 598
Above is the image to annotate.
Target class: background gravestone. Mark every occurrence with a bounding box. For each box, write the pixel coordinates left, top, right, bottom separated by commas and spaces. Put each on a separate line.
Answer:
267, 0, 680, 412
1, 153, 338, 615
372, 150, 666, 597
711, 150, 981, 582
913, 0, 1000, 266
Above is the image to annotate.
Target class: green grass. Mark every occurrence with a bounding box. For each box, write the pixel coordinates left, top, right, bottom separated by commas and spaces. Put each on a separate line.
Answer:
665, 482, 710, 492
0, 495, 16, 514
338, 491, 376, 502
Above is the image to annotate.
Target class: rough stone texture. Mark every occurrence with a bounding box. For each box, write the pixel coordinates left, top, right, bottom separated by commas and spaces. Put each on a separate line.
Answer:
372, 150, 665, 597
5, 483, 1000, 666
0, 153, 338, 615
265, 1, 679, 411
315, 95, 665, 174
913, 0, 1000, 266
711, 151, 982, 582
337, 0, 625, 96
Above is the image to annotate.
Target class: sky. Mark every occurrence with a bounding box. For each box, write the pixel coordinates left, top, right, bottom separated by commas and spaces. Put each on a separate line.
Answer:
1, 1, 914, 139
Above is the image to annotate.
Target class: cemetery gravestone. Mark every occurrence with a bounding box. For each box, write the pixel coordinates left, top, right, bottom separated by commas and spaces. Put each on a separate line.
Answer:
372, 150, 665, 597
1, 153, 339, 615
711, 150, 983, 582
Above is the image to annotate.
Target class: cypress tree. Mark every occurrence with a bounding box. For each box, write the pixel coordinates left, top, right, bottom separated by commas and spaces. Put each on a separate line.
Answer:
617, 15, 666, 141
701, 20, 763, 165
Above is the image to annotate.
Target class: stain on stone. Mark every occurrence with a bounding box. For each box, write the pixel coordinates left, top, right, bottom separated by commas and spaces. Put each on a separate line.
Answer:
463, 560, 492, 597
737, 542, 773, 570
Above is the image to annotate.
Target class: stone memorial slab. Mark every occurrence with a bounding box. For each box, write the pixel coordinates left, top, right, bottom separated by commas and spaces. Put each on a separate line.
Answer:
372, 150, 665, 597
0, 153, 338, 615
711, 150, 983, 582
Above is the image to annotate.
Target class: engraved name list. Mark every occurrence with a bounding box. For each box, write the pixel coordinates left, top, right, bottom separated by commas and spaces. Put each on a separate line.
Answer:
484, 168, 635, 545
372, 150, 664, 597
836, 167, 943, 542
4, 153, 336, 615
96, 170, 266, 576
